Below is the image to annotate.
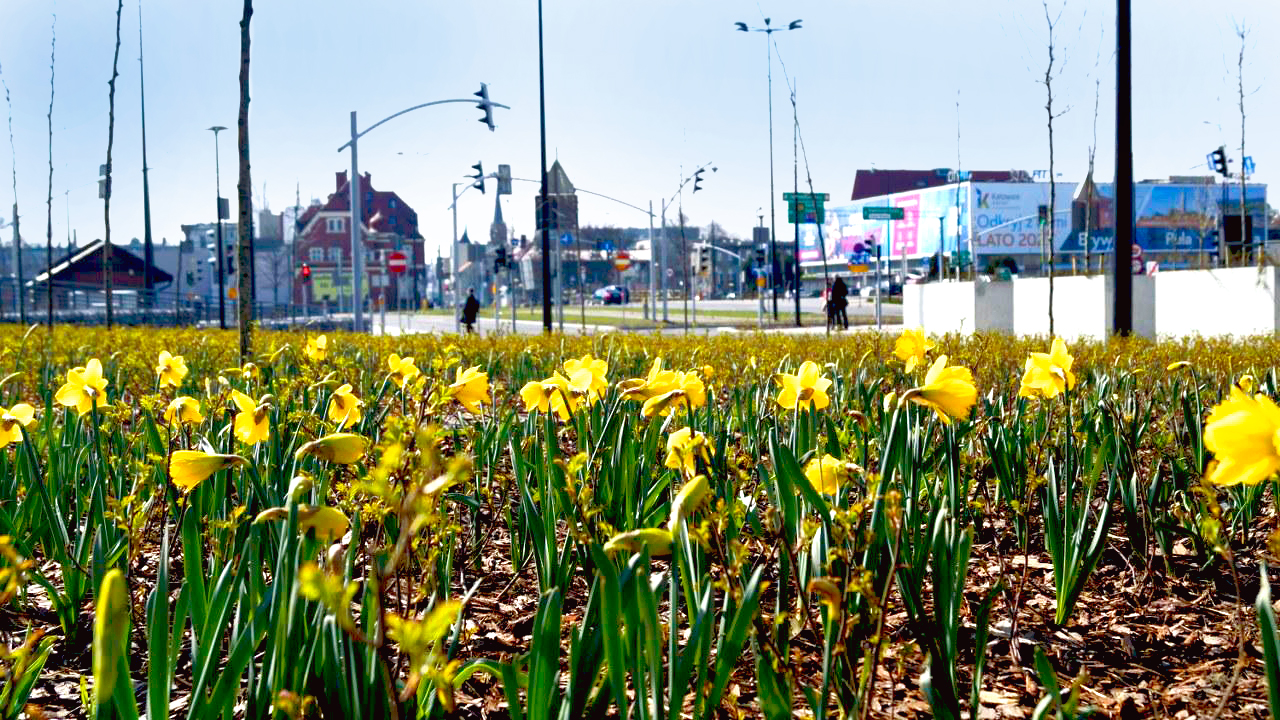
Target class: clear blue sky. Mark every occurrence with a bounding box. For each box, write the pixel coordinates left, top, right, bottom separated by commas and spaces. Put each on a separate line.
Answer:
0, 0, 1274, 259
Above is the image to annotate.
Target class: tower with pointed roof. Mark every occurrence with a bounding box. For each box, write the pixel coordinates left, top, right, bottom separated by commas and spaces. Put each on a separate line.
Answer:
489, 194, 508, 248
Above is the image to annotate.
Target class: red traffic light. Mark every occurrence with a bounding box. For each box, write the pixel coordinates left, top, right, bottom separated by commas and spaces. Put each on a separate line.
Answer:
300, 263, 311, 280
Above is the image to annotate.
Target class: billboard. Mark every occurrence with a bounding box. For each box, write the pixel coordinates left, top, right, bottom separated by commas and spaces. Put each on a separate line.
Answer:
970, 182, 1076, 256
801, 184, 969, 266
1059, 182, 1267, 254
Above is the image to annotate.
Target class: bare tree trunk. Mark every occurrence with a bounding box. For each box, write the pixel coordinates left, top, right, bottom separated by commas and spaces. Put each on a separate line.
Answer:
1085, 77, 1098, 277
1042, 1, 1063, 337
1235, 21, 1252, 266
104, 0, 123, 329
236, 0, 254, 360
47, 14, 56, 330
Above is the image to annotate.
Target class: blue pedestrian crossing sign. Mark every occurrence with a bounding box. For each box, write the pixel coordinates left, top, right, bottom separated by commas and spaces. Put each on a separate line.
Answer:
560, 232, 574, 246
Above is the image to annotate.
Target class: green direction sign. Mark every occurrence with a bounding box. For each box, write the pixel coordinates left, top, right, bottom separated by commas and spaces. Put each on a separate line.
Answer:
862, 206, 904, 221
784, 192, 829, 224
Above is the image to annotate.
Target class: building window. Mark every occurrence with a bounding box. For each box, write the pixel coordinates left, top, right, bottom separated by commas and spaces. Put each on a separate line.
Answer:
309, 247, 324, 263
326, 217, 344, 233
327, 246, 343, 263
388, 198, 397, 209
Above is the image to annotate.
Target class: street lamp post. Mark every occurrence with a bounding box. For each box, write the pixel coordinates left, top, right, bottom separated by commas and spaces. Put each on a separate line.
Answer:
736, 17, 801, 321
209, 126, 228, 330
337, 90, 507, 332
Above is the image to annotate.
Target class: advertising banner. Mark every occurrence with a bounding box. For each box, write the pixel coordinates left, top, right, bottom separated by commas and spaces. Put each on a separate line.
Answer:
1058, 182, 1267, 254
970, 182, 1076, 256
801, 184, 968, 266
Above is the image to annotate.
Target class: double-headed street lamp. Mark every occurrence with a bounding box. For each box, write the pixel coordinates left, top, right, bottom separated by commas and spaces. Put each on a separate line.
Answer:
208, 125, 228, 330
337, 85, 507, 332
735, 17, 801, 321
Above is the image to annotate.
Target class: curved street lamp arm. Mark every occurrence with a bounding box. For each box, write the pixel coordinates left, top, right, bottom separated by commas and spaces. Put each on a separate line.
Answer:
336, 97, 512, 152
509, 176, 654, 217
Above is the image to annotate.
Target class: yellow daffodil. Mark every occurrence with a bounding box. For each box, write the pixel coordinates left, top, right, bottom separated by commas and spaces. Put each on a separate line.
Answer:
304, 335, 328, 362
640, 370, 706, 419
664, 427, 711, 478
603, 528, 673, 556
520, 373, 576, 422
296, 433, 368, 465
1018, 337, 1077, 399
668, 474, 711, 532
774, 360, 833, 412
254, 504, 351, 542
387, 353, 420, 389
619, 357, 679, 402
563, 354, 609, 399
804, 454, 848, 496
54, 358, 109, 416
169, 450, 247, 492
894, 326, 936, 373
1203, 386, 1280, 486
808, 578, 843, 621
1237, 374, 1256, 394
156, 350, 189, 389
0, 404, 35, 449
903, 355, 977, 425
446, 366, 490, 415
1166, 360, 1192, 372
92, 568, 130, 710
163, 396, 204, 425
328, 384, 363, 428
230, 389, 271, 445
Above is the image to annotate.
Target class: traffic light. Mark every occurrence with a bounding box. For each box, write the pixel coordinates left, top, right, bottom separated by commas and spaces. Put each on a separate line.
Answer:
1037, 204, 1049, 227
1209, 146, 1228, 176
495, 247, 507, 271
697, 246, 711, 275
300, 263, 311, 282
470, 162, 485, 193
475, 83, 495, 131
224, 244, 236, 277
753, 245, 766, 267
693, 168, 705, 193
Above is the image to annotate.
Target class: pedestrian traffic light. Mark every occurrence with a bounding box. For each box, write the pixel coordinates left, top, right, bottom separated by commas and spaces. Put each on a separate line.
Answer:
475, 83, 495, 132
1038, 205, 1049, 227
693, 168, 705, 193
470, 162, 485, 193
1209, 146, 1228, 176
301, 263, 311, 282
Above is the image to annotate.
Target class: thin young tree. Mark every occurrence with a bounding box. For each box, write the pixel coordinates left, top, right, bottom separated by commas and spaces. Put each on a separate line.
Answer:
2, 68, 21, 325
104, 0, 124, 329
1233, 20, 1256, 266
1041, 0, 1071, 336
46, 15, 56, 329
236, 0, 254, 359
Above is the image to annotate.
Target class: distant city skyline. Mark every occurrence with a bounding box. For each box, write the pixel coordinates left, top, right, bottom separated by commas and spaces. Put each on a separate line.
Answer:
0, 0, 1274, 262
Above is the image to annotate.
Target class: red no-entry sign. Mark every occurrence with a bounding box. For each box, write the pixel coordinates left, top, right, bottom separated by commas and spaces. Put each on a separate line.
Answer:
388, 251, 407, 274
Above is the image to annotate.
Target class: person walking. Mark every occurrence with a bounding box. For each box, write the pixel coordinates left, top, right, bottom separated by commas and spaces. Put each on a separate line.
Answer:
461, 287, 480, 334
831, 276, 849, 330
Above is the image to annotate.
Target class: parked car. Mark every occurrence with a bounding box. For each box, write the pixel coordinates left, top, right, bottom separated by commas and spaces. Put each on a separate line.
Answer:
858, 280, 902, 299
592, 285, 629, 305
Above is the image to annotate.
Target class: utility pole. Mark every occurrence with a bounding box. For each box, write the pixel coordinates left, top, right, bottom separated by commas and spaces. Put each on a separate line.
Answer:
1112, 0, 1133, 336
792, 79, 801, 326
537, 0, 552, 332
138, 0, 155, 318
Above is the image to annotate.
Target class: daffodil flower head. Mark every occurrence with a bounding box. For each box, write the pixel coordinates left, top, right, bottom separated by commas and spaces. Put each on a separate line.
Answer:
667, 474, 712, 532
603, 528, 673, 557
163, 396, 204, 426
804, 454, 849, 496
1017, 337, 1077, 399
1203, 386, 1280, 487
619, 357, 678, 402
304, 335, 328, 362
775, 360, 832, 412
1236, 374, 1256, 394
0, 404, 35, 449
563, 354, 609, 399
328, 384, 363, 429
296, 433, 368, 465
893, 326, 936, 373
902, 355, 978, 425
387, 353, 420, 389
156, 350, 189, 389
640, 370, 706, 419
169, 450, 247, 492
446, 366, 490, 415
1166, 360, 1192, 372
54, 358, 109, 416
664, 426, 712, 478
230, 389, 271, 445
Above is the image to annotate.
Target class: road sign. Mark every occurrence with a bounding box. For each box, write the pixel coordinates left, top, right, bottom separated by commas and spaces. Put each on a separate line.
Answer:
863, 206, 904, 221
847, 264, 870, 273
387, 251, 407, 274
756, 274, 767, 288
228, 286, 238, 300
785, 192, 829, 224
560, 232, 574, 246
613, 250, 632, 271
1131, 243, 1144, 275
1244, 156, 1256, 175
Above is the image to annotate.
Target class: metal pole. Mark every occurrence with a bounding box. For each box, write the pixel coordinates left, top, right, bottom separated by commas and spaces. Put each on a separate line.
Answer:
509, 261, 516, 332
349, 111, 364, 333
139, 4, 154, 318
876, 229, 884, 330
767, 31, 779, 320
660, 205, 669, 322
792, 79, 801, 326
648, 201, 656, 321
212, 128, 226, 329
452, 183, 460, 332
1112, 0, 1133, 336
496, 258, 502, 335
537, 0, 552, 333
577, 227, 584, 331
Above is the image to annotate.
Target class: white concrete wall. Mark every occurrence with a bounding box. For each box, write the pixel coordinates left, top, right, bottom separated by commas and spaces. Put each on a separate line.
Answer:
904, 280, 1014, 334
1012, 275, 1155, 340
1154, 266, 1279, 337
